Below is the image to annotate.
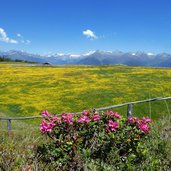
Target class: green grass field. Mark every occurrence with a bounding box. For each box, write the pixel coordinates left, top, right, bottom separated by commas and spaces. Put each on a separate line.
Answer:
0, 63, 171, 170
0, 63, 171, 123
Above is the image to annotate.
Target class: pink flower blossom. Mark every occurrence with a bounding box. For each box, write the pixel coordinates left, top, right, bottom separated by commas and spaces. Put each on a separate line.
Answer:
78, 115, 90, 123
128, 116, 151, 133
128, 117, 138, 123
135, 117, 152, 133
40, 119, 56, 133
137, 122, 150, 133
142, 116, 152, 124
41, 110, 51, 117
135, 119, 141, 125
107, 110, 121, 119
107, 120, 119, 132
82, 110, 89, 116
62, 113, 74, 125
91, 114, 100, 121
52, 116, 61, 123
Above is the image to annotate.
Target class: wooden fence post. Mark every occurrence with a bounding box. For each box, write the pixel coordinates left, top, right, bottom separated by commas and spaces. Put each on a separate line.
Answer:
7, 119, 12, 131
127, 104, 133, 118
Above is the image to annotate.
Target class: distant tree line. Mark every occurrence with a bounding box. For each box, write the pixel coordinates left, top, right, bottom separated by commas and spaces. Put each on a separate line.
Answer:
0, 56, 37, 63
0, 56, 12, 62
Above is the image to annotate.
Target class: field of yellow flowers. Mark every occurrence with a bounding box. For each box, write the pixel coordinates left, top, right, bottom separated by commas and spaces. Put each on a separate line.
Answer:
0, 63, 171, 120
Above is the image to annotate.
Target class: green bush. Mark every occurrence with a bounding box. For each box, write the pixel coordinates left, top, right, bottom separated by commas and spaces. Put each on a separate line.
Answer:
36, 110, 170, 170
0, 112, 170, 170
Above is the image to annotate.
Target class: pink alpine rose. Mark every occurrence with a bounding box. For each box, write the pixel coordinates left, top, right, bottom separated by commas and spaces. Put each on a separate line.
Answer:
78, 115, 90, 123
52, 116, 61, 123
62, 113, 74, 125
142, 116, 152, 124
107, 120, 119, 132
91, 114, 100, 121
82, 110, 89, 116
40, 119, 56, 133
128, 117, 139, 123
107, 110, 121, 119
41, 110, 51, 117
138, 123, 150, 133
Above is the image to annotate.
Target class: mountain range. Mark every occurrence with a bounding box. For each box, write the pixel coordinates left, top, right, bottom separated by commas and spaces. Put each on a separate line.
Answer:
0, 50, 171, 67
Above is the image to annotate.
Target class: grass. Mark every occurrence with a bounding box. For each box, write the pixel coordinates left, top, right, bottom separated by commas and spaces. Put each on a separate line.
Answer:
0, 63, 171, 122
0, 124, 42, 170
0, 63, 171, 170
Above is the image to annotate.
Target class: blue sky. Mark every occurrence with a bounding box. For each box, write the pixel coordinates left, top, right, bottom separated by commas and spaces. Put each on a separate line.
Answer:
0, 0, 171, 54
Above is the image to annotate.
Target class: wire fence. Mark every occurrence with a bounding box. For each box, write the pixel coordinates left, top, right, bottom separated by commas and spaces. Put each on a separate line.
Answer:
0, 97, 171, 131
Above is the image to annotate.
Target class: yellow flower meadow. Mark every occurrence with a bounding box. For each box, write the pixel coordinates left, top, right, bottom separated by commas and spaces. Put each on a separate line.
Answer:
0, 63, 171, 120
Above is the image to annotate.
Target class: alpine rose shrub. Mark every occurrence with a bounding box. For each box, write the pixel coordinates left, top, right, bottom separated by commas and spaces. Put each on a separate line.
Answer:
127, 116, 152, 133
107, 110, 121, 119
61, 113, 74, 125
91, 114, 100, 121
40, 119, 56, 133
106, 120, 119, 132
41, 110, 51, 117
78, 115, 90, 123
38, 110, 152, 170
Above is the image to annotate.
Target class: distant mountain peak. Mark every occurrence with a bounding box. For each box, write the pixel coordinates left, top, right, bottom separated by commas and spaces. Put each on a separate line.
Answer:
0, 49, 171, 67
83, 51, 96, 56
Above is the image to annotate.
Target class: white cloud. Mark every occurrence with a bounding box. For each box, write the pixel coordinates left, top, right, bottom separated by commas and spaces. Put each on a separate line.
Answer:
17, 33, 21, 37
16, 33, 31, 44
0, 28, 18, 44
83, 29, 98, 39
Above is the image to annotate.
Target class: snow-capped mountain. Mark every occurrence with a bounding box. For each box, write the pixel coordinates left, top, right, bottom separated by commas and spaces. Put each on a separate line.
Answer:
0, 50, 171, 67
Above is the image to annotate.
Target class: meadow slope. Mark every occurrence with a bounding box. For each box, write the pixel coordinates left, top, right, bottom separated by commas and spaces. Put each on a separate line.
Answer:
0, 63, 171, 121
